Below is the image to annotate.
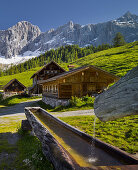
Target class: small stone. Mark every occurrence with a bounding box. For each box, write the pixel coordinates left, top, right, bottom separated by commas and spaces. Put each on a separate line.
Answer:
21, 120, 32, 131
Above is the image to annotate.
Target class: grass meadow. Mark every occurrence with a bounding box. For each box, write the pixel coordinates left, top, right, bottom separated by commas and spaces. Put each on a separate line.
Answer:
0, 94, 41, 107
59, 115, 138, 154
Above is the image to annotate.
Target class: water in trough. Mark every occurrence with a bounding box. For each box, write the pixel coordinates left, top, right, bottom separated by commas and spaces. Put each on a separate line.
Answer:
32, 110, 126, 168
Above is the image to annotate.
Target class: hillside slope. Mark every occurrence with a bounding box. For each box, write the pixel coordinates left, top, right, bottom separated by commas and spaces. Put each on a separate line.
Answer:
0, 42, 138, 89
0, 67, 41, 90
72, 41, 138, 77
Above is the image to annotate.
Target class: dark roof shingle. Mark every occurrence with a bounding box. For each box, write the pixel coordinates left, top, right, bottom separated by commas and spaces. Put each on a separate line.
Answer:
3, 78, 26, 90
38, 65, 119, 84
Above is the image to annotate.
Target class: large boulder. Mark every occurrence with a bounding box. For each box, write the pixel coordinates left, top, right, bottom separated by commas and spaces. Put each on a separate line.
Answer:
94, 66, 138, 121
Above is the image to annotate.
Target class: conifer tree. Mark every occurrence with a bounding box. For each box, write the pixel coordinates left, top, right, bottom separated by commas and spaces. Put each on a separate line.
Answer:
113, 32, 126, 47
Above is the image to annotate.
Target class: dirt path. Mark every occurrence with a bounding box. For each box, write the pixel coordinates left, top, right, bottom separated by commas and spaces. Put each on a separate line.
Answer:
0, 99, 95, 118
0, 99, 41, 117
52, 109, 95, 117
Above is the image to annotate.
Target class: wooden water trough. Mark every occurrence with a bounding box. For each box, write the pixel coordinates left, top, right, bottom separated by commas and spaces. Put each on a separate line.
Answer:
23, 107, 138, 170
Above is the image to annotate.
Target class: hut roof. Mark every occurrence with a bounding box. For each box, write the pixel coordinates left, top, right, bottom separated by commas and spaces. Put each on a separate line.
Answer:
30, 61, 66, 79
3, 78, 26, 90
38, 65, 119, 84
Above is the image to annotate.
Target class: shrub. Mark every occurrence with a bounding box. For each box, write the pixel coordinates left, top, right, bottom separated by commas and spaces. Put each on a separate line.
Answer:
82, 95, 95, 103
69, 96, 83, 107
69, 95, 95, 107
0, 93, 3, 101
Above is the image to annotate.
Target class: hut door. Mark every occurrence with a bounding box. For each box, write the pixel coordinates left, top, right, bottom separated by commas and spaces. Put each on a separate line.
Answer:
82, 84, 87, 96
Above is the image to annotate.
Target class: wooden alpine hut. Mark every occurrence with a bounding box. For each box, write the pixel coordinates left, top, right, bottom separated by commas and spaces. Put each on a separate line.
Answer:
3, 78, 26, 94
29, 61, 66, 94
38, 65, 119, 107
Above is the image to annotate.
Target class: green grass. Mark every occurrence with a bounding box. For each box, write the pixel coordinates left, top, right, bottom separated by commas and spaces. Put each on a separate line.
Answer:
0, 138, 17, 153
0, 115, 25, 133
35, 96, 95, 112
0, 115, 53, 170
0, 95, 41, 107
0, 115, 23, 169
71, 41, 138, 77
0, 67, 42, 89
0, 42, 138, 89
16, 129, 53, 170
59, 115, 138, 154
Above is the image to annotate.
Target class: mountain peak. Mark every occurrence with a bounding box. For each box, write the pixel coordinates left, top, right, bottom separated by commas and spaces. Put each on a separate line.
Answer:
67, 21, 74, 28
17, 21, 31, 24
123, 11, 132, 17
115, 11, 138, 23
8, 21, 41, 32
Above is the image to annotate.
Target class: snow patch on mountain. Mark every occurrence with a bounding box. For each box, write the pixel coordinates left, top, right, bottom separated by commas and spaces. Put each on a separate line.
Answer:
0, 49, 43, 64
0, 55, 35, 64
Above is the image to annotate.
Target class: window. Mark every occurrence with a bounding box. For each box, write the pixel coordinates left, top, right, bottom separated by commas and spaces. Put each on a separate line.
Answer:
50, 86, 52, 92
53, 85, 55, 92
56, 85, 58, 92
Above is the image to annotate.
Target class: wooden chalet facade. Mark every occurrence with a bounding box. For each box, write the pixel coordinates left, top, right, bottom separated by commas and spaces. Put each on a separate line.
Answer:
38, 65, 119, 100
3, 79, 26, 94
29, 61, 66, 94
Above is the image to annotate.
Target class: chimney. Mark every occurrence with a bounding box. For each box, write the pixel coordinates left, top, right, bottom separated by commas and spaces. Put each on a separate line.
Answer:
68, 65, 75, 71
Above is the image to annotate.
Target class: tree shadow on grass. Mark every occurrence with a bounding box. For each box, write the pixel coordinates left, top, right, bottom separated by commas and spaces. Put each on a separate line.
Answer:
0, 132, 19, 169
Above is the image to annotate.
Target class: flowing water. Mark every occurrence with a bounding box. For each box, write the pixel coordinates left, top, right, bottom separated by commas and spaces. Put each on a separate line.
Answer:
32, 109, 125, 168
88, 117, 97, 163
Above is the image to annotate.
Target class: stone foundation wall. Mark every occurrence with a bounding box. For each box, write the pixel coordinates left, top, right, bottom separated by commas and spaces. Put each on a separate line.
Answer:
42, 96, 70, 107
2, 92, 21, 99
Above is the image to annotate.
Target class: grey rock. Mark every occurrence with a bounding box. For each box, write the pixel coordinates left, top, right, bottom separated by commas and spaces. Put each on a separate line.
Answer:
21, 119, 32, 131
0, 21, 41, 58
94, 66, 138, 121
1, 12, 138, 60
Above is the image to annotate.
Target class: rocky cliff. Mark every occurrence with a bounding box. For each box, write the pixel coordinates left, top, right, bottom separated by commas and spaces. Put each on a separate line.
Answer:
0, 12, 138, 61
0, 21, 41, 59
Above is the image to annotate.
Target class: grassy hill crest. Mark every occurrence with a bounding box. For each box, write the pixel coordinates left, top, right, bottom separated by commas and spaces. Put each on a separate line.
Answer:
72, 41, 138, 77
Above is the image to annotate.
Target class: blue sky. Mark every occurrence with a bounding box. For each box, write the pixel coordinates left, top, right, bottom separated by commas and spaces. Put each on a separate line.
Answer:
0, 0, 138, 32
